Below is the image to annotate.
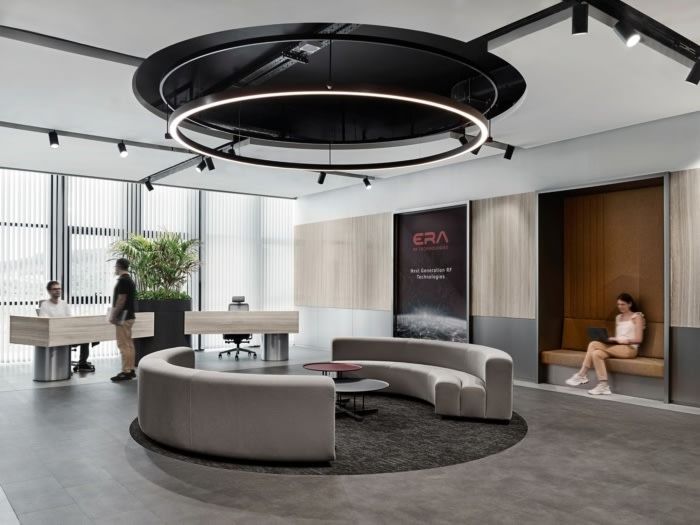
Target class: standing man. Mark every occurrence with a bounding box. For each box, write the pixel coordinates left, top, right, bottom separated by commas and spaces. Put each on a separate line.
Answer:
39, 280, 94, 372
110, 258, 137, 382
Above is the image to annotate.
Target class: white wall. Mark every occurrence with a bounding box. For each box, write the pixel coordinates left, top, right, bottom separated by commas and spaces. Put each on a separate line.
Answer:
295, 111, 700, 224
293, 111, 700, 350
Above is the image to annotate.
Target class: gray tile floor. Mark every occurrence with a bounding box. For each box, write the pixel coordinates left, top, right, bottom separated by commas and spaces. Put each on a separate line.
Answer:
0, 347, 698, 524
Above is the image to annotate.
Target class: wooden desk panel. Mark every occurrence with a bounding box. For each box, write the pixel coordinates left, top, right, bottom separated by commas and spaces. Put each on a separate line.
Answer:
10, 313, 155, 347
184, 311, 299, 335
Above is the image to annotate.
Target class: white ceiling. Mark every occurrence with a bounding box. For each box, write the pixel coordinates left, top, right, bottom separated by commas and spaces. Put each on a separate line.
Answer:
0, 0, 697, 198
491, 14, 700, 148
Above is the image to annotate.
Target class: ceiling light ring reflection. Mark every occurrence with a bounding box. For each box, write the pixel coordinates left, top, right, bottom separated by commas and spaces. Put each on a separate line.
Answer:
168, 85, 489, 172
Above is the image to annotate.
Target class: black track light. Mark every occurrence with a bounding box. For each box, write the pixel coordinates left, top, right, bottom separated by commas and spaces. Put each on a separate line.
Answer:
504, 145, 515, 160
48, 130, 59, 148
471, 145, 481, 156
363, 177, 372, 190
195, 158, 207, 172
614, 20, 640, 47
164, 132, 172, 140
117, 141, 128, 158
317, 171, 327, 184
205, 157, 215, 171
144, 178, 154, 191
572, 2, 588, 35
458, 135, 468, 146
686, 60, 700, 85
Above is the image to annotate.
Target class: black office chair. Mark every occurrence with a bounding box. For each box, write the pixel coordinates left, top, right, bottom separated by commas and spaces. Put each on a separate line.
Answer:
218, 296, 258, 360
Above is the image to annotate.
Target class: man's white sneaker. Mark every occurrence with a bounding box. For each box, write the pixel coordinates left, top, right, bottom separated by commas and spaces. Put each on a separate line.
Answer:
565, 373, 589, 386
588, 383, 612, 395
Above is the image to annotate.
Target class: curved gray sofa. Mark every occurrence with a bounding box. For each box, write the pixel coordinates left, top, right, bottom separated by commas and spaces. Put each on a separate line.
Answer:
332, 337, 513, 420
138, 347, 336, 462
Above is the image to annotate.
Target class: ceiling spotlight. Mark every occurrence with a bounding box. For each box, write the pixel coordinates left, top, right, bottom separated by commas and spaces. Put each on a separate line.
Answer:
686, 60, 700, 85
195, 158, 207, 172
458, 135, 468, 146
614, 21, 641, 47
164, 132, 172, 140
144, 178, 154, 191
363, 177, 372, 190
204, 157, 215, 171
471, 146, 481, 156
504, 145, 515, 160
117, 141, 128, 158
572, 2, 588, 35
317, 171, 327, 185
48, 130, 59, 148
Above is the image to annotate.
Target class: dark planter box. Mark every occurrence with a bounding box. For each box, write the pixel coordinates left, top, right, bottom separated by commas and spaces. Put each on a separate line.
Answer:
135, 298, 192, 365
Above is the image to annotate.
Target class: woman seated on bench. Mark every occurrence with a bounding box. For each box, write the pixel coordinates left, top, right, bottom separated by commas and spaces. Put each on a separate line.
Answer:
566, 293, 645, 395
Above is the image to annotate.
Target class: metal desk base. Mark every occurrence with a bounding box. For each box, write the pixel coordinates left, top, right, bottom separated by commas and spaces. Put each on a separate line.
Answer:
33, 346, 71, 381
262, 333, 289, 361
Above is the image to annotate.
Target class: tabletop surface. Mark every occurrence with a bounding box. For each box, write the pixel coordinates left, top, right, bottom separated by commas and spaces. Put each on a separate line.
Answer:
334, 378, 389, 393
303, 362, 363, 372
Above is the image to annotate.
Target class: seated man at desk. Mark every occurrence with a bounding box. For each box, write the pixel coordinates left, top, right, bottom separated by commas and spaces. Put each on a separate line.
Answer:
38, 280, 94, 372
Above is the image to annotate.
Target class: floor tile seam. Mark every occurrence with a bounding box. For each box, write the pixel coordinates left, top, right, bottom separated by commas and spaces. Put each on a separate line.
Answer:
0, 486, 19, 524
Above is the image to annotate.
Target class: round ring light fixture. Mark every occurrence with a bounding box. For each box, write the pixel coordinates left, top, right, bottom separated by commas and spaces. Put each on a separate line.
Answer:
168, 85, 489, 172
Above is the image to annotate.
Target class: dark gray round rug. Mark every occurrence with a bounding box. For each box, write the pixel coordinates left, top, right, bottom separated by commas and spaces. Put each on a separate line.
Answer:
130, 394, 527, 475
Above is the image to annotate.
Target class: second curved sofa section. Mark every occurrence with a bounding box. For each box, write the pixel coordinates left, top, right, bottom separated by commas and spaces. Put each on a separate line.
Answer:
332, 337, 513, 420
137, 347, 336, 462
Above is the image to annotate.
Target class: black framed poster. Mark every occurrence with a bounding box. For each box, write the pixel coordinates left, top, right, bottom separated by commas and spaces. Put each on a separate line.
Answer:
393, 205, 468, 342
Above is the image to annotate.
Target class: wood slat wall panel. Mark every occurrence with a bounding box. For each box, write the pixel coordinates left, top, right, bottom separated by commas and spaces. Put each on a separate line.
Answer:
564, 186, 664, 323
294, 213, 392, 311
670, 170, 700, 327
471, 193, 536, 319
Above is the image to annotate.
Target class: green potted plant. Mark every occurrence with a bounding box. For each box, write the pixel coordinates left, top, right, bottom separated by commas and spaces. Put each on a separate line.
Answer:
112, 232, 200, 363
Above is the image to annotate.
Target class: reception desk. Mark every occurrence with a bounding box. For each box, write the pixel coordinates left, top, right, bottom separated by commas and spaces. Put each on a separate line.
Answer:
184, 311, 298, 360
10, 313, 154, 381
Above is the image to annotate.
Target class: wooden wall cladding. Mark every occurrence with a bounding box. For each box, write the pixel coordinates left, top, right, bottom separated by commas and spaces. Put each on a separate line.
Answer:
294, 213, 392, 311
670, 170, 700, 328
563, 185, 664, 323
471, 193, 536, 319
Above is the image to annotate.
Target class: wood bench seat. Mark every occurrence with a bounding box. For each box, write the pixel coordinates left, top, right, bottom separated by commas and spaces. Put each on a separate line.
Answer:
541, 349, 663, 378
540, 318, 664, 379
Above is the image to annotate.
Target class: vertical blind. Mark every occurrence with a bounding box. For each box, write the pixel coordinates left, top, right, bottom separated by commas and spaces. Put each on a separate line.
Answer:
200, 193, 294, 349
0, 169, 51, 363
65, 177, 129, 358
0, 169, 294, 363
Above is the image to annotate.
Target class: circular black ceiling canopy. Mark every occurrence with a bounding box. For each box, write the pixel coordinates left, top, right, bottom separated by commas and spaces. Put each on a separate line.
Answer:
134, 23, 526, 148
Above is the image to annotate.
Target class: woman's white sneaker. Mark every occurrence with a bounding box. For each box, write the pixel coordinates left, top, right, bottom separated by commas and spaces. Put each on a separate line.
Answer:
565, 373, 589, 386
588, 383, 612, 395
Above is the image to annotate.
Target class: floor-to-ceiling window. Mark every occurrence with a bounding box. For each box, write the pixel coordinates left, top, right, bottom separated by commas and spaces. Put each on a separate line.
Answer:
0, 169, 51, 363
200, 192, 294, 349
0, 168, 294, 363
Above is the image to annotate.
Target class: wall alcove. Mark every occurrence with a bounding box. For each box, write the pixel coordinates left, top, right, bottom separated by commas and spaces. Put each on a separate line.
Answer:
538, 177, 666, 400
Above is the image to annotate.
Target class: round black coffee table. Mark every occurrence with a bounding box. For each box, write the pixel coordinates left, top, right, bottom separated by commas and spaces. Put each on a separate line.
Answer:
334, 378, 389, 421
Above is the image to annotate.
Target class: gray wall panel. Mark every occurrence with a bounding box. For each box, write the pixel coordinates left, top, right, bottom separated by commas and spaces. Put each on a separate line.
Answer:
472, 316, 537, 381
670, 327, 700, 407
